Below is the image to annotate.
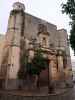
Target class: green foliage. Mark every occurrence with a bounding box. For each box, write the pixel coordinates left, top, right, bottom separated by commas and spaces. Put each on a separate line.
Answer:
70, 23, 75, 53
27, 49, 49, 76
62, 0, 75, 54
18, 49, 49, 79
26, 62, 39, 75
62, 0, 75, 19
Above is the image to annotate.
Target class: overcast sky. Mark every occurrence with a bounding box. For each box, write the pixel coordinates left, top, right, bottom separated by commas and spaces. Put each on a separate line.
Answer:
0, 0, 75, 61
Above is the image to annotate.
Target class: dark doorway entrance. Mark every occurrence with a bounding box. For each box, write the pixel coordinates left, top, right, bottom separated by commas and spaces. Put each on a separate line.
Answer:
0, 79, 5, 89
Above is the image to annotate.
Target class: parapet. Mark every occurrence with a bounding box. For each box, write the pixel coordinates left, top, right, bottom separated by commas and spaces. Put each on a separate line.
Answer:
58, 28, 67, 33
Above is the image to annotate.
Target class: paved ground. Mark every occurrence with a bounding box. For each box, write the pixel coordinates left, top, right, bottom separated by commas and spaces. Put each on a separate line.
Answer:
0, 87, 72, 96
0, 86, 75, 100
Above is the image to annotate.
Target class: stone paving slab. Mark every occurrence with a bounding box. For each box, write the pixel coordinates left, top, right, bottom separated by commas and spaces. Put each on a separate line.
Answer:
0, 88, 74, 100
0, 87, 72, 96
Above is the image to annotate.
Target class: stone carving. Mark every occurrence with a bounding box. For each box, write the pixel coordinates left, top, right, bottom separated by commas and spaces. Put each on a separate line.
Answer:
38, 24, 47, 33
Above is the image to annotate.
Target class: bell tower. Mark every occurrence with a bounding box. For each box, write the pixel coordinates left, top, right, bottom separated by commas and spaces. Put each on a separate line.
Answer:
1, 2, 25, 89
37, 24, 50, 48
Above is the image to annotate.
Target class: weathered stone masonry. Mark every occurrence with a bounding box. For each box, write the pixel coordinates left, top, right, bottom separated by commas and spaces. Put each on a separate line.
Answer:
0, 2, 73, 90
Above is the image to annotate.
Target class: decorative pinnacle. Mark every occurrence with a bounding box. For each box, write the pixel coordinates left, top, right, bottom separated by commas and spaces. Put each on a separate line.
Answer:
13, 2, 25, 11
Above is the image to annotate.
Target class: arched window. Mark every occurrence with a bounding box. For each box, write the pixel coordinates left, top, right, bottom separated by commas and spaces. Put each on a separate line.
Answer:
42, 37, 46, 46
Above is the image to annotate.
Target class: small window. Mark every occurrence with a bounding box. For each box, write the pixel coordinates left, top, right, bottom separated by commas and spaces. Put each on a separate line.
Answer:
50, 43, 54, 47
42, 37, 46, 46
18, 5, 21, 8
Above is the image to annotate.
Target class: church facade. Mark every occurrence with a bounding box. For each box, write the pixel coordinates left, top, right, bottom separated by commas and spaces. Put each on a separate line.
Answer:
0, 2, 73, 89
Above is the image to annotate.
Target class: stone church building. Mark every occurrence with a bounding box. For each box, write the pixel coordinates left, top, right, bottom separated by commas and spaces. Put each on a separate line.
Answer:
0, 2, 73, 89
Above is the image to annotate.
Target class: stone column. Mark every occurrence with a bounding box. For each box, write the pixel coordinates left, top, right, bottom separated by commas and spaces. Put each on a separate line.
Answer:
48, 54, 58, 79
49, 59, 54, 79
57, 50, 66, 88
48, 55, 57, 93
4, 2, 25, 89
28, 42, 34, 62
57, 50, 64, 73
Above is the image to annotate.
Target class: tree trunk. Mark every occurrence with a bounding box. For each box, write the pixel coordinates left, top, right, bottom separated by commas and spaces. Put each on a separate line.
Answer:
37, 74, 40, 88
33, 75, 38, 88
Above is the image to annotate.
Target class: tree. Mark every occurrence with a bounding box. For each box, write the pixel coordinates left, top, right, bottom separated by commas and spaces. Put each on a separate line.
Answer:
18, 48, 49, 88
62, 0, 75, 55
26, 49, 49, 88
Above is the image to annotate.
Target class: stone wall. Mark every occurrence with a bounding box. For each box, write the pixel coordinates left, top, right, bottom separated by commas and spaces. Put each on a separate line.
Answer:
0, 35, 5, 69
24, 13, 59, 49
